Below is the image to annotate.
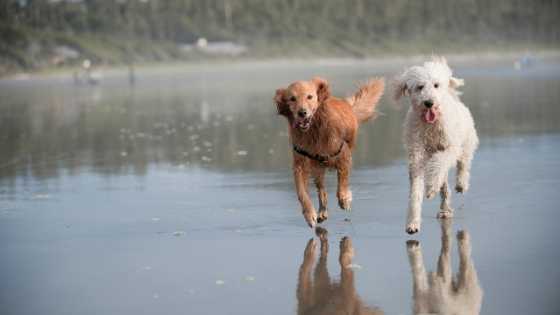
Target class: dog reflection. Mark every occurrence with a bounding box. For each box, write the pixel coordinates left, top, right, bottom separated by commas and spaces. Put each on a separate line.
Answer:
297, 228, 383, 315
406, 220, 483, 315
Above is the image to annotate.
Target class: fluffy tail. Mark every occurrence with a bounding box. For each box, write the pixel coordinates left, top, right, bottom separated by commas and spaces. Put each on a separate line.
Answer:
346, 78, 385, 123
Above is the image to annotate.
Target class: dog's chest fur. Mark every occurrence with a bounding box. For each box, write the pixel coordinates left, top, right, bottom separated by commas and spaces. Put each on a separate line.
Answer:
421, 122, 449, 154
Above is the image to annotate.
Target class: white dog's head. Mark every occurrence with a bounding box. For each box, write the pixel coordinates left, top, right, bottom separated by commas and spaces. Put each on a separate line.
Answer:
392, 56, 464, 124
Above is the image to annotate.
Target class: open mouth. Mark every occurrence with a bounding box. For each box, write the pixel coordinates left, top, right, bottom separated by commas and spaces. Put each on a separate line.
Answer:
294, 117, 312, 130
423, 108, 438, 124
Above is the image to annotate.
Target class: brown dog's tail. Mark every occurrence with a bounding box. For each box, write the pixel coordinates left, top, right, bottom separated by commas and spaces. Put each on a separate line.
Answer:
346, 78, 385, 123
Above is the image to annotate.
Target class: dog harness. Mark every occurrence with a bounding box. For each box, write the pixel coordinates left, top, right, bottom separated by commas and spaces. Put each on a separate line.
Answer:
293, 141, 345, 163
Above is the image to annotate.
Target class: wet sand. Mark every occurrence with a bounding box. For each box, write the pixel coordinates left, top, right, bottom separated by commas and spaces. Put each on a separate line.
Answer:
0, 56, 559, 314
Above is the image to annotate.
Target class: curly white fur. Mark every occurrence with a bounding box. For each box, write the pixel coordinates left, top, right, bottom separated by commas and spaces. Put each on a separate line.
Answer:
393, 56, 479, 234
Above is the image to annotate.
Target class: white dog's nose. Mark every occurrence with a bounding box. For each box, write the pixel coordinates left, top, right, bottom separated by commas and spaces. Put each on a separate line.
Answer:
423, 100, 434, 108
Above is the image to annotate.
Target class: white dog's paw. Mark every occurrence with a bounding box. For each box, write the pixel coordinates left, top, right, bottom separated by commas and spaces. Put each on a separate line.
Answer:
303, 210, 318, 228
426, 188, 438, 200
437, 210, 454, 219
455, 182, 469, 193
338, 190, 352, 211
406, 220, 421, 234
406, 239, 420, 251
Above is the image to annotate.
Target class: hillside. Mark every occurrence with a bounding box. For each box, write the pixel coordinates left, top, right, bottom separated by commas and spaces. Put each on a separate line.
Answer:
1, 0, 559, 75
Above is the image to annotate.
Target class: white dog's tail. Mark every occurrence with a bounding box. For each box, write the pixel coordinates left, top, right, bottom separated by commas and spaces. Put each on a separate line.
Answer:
346, 78, 385, 123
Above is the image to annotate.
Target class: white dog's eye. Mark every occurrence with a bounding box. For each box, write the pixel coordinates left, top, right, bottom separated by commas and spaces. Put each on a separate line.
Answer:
307, 95, 313, 100
434, 83, 439, 89
417, 85, 424, 91
290, 96, 296, 102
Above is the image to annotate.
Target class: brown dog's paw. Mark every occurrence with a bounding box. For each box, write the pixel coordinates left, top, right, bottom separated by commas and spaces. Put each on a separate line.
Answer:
317, 211, 328, 223
315, 226, 328, 240
303, 210, 318, 228
337, 191, 352, 211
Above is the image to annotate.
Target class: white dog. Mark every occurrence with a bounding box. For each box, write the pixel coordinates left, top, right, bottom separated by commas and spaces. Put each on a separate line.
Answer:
393, 56, 479, 234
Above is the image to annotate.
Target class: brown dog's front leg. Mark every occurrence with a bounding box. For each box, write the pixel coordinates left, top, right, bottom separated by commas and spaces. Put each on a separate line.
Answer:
294, 163, 317, 227
313, 168, 328, 223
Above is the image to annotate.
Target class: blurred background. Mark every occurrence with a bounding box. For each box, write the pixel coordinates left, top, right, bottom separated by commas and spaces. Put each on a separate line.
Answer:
1, 0, 559, 75
1, 2, 560, 315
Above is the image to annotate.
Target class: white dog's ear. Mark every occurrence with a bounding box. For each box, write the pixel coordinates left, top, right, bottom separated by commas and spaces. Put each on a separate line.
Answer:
391, 76, 407, 102
431, 55, 448, 65
449, 77, 464, 89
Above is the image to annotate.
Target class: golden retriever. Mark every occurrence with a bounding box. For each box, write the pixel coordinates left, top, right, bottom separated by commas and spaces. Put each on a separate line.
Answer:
274, 77, 384, 227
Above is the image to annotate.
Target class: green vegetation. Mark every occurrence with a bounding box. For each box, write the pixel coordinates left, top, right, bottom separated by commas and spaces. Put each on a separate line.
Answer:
1, 0, 559, 75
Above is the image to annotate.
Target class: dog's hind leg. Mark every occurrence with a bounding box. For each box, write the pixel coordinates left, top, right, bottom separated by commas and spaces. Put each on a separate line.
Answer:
437, 173, 454, 219
456, 148, 474, 193
313, 168, 328, 223
425, 153, 454, 200
336, 156, 352, 211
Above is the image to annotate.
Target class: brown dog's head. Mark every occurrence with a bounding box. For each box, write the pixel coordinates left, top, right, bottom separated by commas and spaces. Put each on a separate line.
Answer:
274, 77, 330, 132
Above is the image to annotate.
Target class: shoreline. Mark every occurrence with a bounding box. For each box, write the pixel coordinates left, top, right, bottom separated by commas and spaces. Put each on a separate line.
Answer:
3, 48, 560, 82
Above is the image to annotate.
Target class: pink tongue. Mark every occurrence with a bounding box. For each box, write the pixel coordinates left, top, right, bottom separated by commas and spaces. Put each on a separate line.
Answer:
424, 109, 436, 123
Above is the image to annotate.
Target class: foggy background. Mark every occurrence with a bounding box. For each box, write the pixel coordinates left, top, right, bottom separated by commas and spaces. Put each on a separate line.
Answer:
1, 0, 559, 75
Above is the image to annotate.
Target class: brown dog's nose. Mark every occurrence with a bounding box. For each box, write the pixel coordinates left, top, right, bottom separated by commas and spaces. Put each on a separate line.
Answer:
423, 100, 434, 108
298, 109, 307, 118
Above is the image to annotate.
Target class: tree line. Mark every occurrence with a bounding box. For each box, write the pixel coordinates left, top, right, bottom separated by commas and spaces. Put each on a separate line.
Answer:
1, 0, 559, 72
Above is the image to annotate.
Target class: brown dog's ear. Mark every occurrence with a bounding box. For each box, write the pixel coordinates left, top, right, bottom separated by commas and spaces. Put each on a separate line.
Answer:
312, 77, 330, 103
274, 88, 291, 117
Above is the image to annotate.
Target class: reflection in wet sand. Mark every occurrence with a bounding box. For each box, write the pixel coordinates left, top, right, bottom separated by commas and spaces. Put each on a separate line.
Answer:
297, 227, 383, 315
406, 220, 483, 315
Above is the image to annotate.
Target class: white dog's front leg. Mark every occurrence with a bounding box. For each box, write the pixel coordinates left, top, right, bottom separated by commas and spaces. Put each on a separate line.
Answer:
407, 166, 424, 234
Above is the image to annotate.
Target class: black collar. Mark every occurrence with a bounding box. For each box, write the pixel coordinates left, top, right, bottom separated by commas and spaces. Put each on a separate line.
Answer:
293, 141, 345, 163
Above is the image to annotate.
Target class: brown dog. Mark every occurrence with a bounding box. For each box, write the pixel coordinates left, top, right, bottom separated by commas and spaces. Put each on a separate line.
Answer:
275, 77, 384, 227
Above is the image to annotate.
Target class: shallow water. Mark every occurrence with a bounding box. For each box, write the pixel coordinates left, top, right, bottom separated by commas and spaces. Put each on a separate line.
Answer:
0, 57, 559, 315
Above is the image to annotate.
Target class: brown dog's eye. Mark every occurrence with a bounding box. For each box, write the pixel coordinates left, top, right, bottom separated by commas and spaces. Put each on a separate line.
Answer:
290, 96, 296, 102
434, 83, 439, 88
417, 85, 424, 91
307, 95, 313, 100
